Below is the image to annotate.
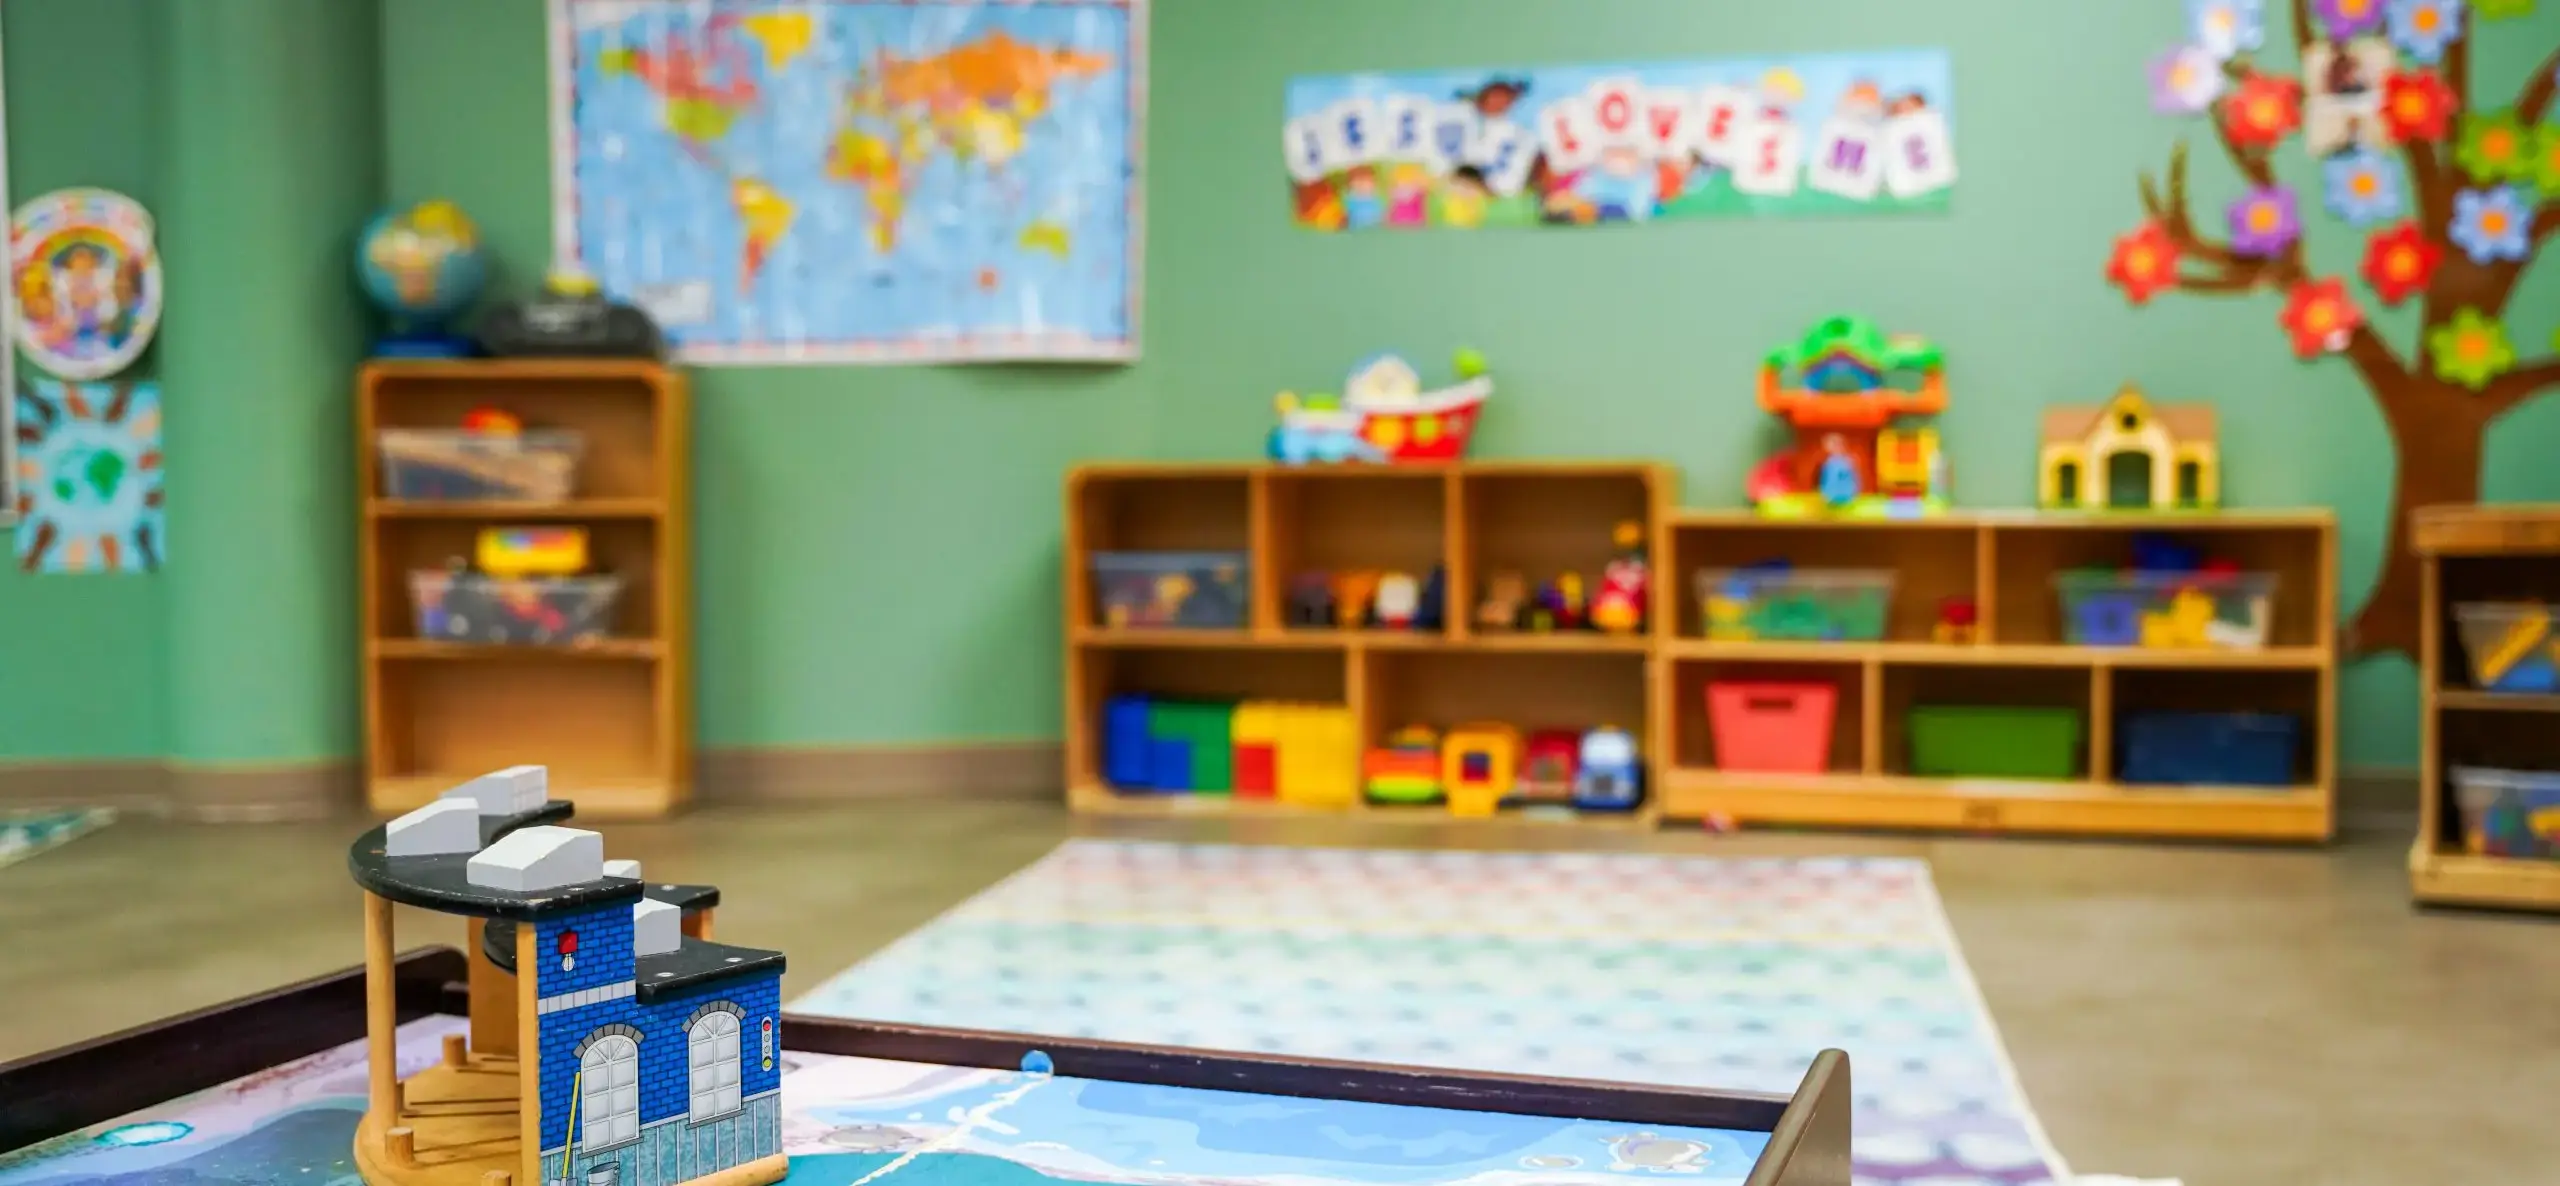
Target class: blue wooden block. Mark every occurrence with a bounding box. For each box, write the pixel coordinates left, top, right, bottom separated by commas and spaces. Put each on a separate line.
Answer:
1103, 696, 1155, 788
1150, 738, 1194, 792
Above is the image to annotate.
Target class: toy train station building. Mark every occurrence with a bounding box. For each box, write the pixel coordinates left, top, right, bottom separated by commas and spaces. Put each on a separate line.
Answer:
349, 766, 787, 1186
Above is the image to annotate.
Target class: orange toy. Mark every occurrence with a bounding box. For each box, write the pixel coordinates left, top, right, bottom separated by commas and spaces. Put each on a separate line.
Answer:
1440, 723, 1521, 817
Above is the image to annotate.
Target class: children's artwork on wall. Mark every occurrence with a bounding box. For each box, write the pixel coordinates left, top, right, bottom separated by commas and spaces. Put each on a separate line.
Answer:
1283, 50, 1956, 230
13, 378, 163, 574
8, 189, 163, 382
2104, 0, 2560, 658
548, 0, 1145, 365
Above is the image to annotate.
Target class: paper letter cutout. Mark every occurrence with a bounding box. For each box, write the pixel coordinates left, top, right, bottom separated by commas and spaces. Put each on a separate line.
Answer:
1318, 98, 1382, 171
1541, 94, 1602, 174
1423, 102, 1477, 176
1880, 110, 1957, 197
1284, 115, 1331, 183
1641, 87, 1702, 161
1474, 118, 1538, 196
1806, 118, 1885, 201
1693, 84, 1754, 168
1730, 118, 1802, 196
1587, 76, 1645, 151
1379, 93, 1432, 162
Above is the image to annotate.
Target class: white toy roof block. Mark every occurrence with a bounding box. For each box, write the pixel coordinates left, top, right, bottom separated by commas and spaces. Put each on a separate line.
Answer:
384, 799, 483, 858
467, 825, 604, 893
440, 765, 549, 816
603, 858, 643, 879
632, 897, 682, 957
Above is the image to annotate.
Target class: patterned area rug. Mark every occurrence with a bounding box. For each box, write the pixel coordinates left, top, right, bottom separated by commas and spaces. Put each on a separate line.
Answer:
794, 840, 2074, 1186
0, 808, 111, 871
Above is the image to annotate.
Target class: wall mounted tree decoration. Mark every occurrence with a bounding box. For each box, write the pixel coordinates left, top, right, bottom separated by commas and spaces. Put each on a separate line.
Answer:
2108, 0, 2560, 658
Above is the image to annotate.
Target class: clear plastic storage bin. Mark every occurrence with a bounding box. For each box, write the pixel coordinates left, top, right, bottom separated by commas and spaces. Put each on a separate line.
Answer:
2451, 602, 2560, 692
1091, 551, 1249, 629
409, 570, 624, 644
2450, 766, 2560, 860
1695, 568, 1894, 641
378, 429, 584, 503
2054, 570, 2275, 650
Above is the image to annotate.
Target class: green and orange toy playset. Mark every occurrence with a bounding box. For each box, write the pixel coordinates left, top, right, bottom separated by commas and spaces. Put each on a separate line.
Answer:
1746, 315, 1950, 519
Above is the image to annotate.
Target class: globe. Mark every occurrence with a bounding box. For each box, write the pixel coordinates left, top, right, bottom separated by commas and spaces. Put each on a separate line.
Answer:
357, 200, 489, 355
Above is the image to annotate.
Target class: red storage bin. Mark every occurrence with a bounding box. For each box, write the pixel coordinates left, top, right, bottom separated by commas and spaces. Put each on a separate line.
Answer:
1707, 681, 1838, 774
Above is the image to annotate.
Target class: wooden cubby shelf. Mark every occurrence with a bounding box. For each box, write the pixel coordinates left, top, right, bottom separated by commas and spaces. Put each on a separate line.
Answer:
1656, 509, 2337, 842
357, 359, 693, 820
1062, 469, 2338, 843
2410, 505, 2560, 912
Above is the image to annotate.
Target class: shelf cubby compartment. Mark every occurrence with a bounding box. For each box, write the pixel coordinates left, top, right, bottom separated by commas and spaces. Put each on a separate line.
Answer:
1882, 663, 2092, 782
1066, 642, 1349, 799
1260, 469, 1448, 637
1989, 518, 2326, 648
1068, 468, 1255, 633
2103, 667, 2321, 790
372, 651, 666, 819
1366, 648, 1651, 820
1667, 518, 1977, 643
1670, 658, 1865, 776
370, 518, 659, 643
1461, 466, 1663, 640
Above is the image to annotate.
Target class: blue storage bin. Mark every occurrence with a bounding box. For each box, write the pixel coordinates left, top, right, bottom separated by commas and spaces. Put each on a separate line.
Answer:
2119, 712, 2299, 787
1104, 696, 1156, 789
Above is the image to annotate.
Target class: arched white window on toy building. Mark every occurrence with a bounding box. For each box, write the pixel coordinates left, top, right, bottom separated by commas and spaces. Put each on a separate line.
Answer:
687, 1009, 743, 1122
579, 1034, 641, 1150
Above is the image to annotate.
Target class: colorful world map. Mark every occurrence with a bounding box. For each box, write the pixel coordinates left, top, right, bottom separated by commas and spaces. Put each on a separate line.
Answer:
558, 0, 1139, 363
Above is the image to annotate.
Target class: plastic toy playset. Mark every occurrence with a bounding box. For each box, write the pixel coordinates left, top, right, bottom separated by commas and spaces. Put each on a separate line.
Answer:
1746, 316, 1950, 519
1270, 349, 1493, 465
1360, 722, 1642, 815
383, 405, 629, 646
2055, 535, 2273, 651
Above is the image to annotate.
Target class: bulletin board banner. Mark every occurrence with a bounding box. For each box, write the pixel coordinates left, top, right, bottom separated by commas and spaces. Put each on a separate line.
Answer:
1283, 50, 1956, 231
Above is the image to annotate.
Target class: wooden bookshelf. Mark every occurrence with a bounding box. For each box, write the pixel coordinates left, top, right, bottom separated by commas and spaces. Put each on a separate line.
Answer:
1063, 462, 1673, 825
1656, 509, 2337, 841
2411, 505, 2560, 912
356, 359, 692, 819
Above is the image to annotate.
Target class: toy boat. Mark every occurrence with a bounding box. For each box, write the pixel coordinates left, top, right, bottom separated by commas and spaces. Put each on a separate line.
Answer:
1273, 352, 1494, 465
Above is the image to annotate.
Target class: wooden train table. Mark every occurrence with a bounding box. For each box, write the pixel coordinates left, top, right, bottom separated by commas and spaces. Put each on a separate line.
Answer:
0, 950, 1851, 1186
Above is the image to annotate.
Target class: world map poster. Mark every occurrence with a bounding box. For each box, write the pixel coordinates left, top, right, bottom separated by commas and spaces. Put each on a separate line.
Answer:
550, 0, 1145, 365
1286, 50, 1956, 231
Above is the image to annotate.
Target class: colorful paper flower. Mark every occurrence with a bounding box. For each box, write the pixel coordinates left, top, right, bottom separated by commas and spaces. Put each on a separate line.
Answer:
2455, 109, 2532, 182
2192, 0, 2267, 58
2227, 186, 2303, 255
2449, 186, 2533, 262
2359, 221, 2443, 304
2476, 0, 2533, 17
2429, 308, 2515, 390
2316, 0, 2388, 38
2321, 148, 2405, 225
2150, 45, 2226, 114
2386, 0, 2466, 64
2381, 70, 2458, 142
2279, 279, 2364, 357
2534, 124, 2560, 192
2221, 73, 2303, 147
2107, 222, 2185, 305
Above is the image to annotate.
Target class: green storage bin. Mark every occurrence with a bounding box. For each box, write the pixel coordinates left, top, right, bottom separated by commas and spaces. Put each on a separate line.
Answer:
1149, 701, 1236, 792
1907, 706, 2082, 780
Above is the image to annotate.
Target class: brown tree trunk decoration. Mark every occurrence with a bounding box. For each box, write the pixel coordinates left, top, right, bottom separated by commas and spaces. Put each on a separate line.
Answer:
2122, 3, 2560, 660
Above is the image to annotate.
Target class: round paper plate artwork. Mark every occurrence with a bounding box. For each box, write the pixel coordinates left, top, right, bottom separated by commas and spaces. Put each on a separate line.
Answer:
10, 188, 164, 381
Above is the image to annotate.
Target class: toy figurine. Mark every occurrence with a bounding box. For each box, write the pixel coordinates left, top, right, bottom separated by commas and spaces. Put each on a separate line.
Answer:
1591, 520, 1650, 635
1477, 571, 1528, 631
1531, 573, 1587, 631
352, 766, 788, 1186
1270, 349, 1494, 466
1572, 727, 1643, 811
1286, 573, 1336, 628
1934, 595, 1979, 645
1332, 571, 1382, 628
1415, 566, 1448, 632
1374, 572, 1421, 629
1750, 315, 1949, 519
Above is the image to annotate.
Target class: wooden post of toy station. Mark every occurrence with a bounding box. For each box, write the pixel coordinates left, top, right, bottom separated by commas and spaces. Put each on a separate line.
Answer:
363, 891, 399, 1128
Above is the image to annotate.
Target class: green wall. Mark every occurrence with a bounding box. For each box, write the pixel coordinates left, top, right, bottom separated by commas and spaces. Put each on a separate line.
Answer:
6, 0, 2557, 770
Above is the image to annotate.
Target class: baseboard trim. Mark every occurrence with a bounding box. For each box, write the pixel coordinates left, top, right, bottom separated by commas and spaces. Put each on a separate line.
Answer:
0, 761, 176, 816
166, 763, 358, 823
696, 741, 1061, 805
2338, 766, 2417, 835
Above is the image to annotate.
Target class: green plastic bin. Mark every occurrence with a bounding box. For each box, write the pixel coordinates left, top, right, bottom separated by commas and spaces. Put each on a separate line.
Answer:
1907, 706, 2082, 780
1149, 701, 1236, 793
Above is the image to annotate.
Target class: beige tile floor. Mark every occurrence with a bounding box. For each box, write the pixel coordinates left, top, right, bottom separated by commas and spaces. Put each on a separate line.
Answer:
0, 802, 2549, 1186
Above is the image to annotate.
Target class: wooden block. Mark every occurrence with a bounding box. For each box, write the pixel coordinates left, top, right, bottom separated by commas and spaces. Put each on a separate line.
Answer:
484, 1173, 513, 1186
387, 1126, 415, 1165
443, 1033, 467, 1067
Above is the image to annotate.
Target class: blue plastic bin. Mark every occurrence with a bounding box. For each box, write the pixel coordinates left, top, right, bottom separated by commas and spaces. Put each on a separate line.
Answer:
2118, 712, 2299, 787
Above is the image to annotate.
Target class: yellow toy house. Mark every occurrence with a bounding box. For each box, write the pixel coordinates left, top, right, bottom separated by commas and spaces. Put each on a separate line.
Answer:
2038, 386, 2220, 510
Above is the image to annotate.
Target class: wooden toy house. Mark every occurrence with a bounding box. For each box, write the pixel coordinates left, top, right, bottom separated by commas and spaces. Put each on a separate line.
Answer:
2039, 386, 2220, 510
349, 766, 786, 1186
